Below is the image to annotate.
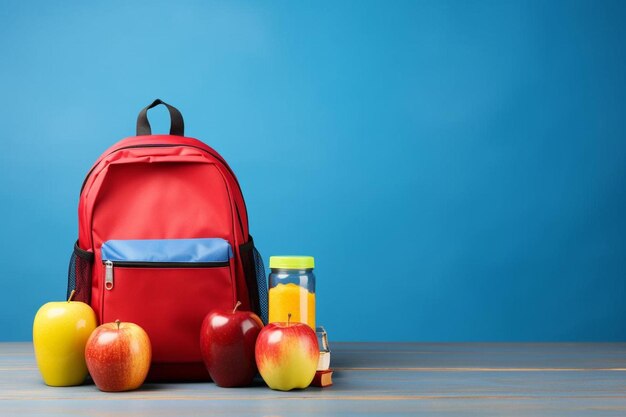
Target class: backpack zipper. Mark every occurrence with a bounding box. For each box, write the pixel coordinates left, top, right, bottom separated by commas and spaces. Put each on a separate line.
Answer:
104, 261, 114, 290
103, 259, 230, 291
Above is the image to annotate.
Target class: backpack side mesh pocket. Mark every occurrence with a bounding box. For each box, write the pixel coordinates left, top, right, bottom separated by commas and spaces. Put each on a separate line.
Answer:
253, 246, 268, 324
67, 241, 94, 304
239, 236, 268, 324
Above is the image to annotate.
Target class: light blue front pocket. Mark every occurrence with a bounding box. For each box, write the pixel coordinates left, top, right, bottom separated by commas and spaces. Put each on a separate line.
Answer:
101, 238, 233, 264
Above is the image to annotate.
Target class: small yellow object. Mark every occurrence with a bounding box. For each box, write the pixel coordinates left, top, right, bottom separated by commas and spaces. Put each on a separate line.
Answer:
269, 283, 316, 330
32, 299, 97, 386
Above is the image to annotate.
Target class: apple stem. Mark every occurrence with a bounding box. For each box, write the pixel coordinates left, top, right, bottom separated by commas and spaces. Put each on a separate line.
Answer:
67, 290, 76, 303
115, 319, 121, 330
288, 313, 292, 326
232, 301, 242, 314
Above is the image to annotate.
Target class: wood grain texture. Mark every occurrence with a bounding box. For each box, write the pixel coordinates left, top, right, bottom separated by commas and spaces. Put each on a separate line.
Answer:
2, 342, 626, 416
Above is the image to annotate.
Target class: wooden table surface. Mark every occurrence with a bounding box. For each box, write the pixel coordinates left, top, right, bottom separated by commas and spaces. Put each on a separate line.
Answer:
2, 342, 626, 416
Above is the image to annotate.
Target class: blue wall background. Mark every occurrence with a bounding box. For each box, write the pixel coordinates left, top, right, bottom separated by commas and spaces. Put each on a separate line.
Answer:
1, 0, 625, 341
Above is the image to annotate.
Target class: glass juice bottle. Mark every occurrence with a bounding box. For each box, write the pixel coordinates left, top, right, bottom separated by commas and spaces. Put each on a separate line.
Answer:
268, 256, 315, 330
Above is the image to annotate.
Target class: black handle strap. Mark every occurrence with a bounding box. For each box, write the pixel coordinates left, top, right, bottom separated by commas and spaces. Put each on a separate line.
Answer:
136, 99, 185, 136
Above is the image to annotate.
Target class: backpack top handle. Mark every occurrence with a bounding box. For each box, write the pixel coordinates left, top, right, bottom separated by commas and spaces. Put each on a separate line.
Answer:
136, 99, 185, 137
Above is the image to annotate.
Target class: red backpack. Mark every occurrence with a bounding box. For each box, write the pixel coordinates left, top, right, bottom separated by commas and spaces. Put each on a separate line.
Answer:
67, 99, 268, 380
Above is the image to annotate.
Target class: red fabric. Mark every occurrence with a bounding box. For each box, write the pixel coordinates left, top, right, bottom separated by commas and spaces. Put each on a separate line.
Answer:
77, 135, 251, 379
102, 265, 234, 363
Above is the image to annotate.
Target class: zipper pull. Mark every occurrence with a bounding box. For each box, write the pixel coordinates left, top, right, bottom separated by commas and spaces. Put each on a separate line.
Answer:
104, 260, 114, 290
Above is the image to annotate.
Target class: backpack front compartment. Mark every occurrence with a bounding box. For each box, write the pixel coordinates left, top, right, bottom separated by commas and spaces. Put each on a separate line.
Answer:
100, 238, 235, 364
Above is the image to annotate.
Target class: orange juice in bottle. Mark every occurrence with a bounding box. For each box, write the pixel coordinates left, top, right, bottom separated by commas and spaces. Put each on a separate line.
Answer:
268, 256, 315, 330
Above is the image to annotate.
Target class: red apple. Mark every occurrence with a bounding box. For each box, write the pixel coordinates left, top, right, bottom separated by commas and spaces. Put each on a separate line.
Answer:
85, 320, 152, 392
255, 314, 319, 391
200, 301, 263, 387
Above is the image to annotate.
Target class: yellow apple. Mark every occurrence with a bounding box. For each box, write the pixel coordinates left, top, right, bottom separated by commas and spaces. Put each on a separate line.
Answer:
33, 293, 97, 386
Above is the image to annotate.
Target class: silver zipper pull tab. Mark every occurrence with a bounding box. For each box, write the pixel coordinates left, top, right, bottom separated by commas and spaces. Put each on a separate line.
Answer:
104, 260, 114, 290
